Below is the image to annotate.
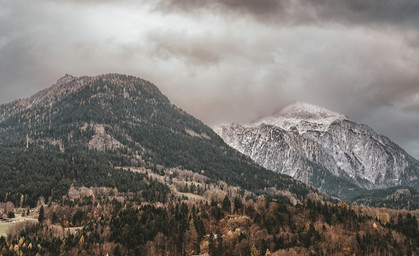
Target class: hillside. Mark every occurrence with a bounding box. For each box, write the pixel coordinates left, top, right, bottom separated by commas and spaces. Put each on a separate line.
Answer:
0, 74, 323, 207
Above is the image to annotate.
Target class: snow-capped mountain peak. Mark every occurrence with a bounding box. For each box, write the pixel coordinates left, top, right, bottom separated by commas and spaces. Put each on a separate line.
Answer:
253, 102, 348, 134
214, 102, 419, 200
279, 102, 345, 119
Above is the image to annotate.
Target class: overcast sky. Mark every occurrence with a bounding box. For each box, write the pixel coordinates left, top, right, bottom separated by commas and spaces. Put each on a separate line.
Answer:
1, 0, 419, 158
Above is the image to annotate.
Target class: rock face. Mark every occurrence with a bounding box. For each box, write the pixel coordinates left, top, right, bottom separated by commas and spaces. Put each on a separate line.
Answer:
214, 102, 419, 199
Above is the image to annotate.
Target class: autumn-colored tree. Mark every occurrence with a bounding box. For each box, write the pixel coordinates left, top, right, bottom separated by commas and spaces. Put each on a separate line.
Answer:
251, 244, 260, 256
184, 220, 199, 255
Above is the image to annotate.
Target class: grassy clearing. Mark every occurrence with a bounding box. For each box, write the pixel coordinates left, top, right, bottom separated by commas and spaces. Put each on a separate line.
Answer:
177, 192, 205, 201
0, 215, 38, 237
0, 222, 14, 237
65, 227, 83, 235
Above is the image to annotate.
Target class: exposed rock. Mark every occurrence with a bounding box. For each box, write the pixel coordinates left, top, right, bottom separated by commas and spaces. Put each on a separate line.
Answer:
214, 102, 419, 198
46, 139, 65, 152
185, 128, 211, 139
88, 124, 123, 152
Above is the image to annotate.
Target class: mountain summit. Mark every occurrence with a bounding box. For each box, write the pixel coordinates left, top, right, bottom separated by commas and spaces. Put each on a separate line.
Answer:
253, 102, 348, 134
215, 102, 419, 201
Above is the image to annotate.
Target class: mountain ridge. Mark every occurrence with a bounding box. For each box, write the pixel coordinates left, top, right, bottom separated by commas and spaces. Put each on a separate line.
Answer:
215, 102, 419, 203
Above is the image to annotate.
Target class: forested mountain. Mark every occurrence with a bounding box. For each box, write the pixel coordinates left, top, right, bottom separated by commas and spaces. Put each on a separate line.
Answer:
0, 74, 322, 208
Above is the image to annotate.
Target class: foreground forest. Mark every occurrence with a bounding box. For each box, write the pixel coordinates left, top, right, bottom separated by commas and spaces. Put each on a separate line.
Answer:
1, 166, 418, 256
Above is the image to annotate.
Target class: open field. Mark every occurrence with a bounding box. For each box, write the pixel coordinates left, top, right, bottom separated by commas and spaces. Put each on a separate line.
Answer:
0, 222, 14, 237
177, 192, 205, 201
65, 226, 83, 235
0, 215, 38, 237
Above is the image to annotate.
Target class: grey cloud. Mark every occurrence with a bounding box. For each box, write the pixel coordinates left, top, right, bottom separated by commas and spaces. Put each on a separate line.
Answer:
310, 0, 419, 26
26, 0, 419, 30
147, 30, 239, 66
358, 106, 419, 159
151, 0, 419, 27
0, 2, 50, 100
155, 0, 284, 17
152, 0, 310, 25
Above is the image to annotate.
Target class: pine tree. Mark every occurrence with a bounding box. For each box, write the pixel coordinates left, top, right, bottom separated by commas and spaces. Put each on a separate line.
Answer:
52, 212, 58, 224
222, 195, 231, 213
209, 233, 217, 256
38, 205, 44, 223
234, 196, 243, 214
216, 229, 223, 256
7, 211, 15, 219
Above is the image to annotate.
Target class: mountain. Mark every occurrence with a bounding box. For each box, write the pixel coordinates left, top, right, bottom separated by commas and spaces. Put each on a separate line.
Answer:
214, 102, 419, 202
0, 74, 323, 207
1, 77, 418, 255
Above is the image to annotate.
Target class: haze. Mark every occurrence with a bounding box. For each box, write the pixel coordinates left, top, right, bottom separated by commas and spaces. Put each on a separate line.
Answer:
1, 0, 419, 158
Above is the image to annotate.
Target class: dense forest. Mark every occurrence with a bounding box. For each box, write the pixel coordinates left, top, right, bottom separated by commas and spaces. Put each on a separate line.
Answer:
0, 146, 168, 207
1, 192, 418, 255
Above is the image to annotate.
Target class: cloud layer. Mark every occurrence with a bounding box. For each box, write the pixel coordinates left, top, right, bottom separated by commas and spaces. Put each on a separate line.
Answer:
0, 0, 419, 158
154, 0, 419, 27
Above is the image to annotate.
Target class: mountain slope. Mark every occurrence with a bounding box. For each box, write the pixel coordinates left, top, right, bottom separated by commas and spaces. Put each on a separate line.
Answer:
214, 102, 419, 201
0, 74, 323, 206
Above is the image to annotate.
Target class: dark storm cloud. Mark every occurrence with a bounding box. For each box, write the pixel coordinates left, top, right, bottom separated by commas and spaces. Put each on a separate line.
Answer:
153, 0, 419, 27
155, 0, 284, 18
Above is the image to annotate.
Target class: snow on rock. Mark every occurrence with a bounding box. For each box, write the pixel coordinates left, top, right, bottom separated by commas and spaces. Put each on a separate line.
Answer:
252, 102, 348, 134
214, 102, 418, 191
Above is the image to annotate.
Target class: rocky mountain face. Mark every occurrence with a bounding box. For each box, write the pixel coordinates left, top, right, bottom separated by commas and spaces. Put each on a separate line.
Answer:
215, 102, 419, 200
